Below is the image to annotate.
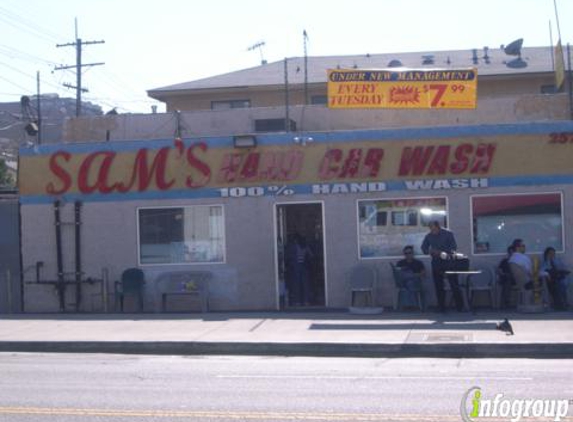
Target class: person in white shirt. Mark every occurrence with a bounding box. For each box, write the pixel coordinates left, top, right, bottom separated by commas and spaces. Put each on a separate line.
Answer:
508, 238, 533, 281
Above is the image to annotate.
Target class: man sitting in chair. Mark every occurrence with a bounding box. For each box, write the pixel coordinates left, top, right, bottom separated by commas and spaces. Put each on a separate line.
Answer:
508, 239, 533, 286
396, 245, 426, 309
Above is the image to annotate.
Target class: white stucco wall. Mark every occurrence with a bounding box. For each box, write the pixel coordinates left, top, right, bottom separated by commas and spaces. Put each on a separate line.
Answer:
21, 182, 573, 313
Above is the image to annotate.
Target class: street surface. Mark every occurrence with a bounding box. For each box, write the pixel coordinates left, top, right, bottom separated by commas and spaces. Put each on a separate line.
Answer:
0, 353, 572, 421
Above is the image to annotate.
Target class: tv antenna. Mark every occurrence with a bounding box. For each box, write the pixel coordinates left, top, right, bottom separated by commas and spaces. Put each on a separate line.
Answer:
248, 41, 267, 65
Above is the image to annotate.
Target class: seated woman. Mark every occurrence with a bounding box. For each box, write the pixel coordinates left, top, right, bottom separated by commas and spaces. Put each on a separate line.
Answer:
540, 247, 570, 311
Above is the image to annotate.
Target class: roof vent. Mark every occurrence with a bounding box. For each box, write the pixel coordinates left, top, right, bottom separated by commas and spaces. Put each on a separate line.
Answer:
387, 59, 403, 67
483, 46, 491, 64
422, 55, 435, 65
472, 49, 479, 65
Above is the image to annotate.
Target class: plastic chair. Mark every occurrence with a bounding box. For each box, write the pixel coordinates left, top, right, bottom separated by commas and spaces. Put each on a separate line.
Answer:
509, 262, 548, 312
390, 263, 423, 311
115, 268, 145, 312
467, 267, 496, 309
348, 265, 377, 307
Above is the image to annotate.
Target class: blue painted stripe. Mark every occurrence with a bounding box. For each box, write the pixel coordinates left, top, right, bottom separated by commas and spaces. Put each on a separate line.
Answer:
19, 173, 573, 205
18, 121, 573, 156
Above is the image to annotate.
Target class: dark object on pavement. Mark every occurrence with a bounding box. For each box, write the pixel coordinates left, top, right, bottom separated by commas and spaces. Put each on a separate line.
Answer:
496, 318, 514, 336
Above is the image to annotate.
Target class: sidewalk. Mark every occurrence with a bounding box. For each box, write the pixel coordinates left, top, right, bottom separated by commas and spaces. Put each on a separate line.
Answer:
0, 310, 572, 358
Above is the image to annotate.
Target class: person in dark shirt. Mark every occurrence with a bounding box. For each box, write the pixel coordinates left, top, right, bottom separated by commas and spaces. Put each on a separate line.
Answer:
421, 220, 464, 312
396, 245, 426, 277
396, 245, 426, 309
497, 245, 515, 309
540, 246, 570, 310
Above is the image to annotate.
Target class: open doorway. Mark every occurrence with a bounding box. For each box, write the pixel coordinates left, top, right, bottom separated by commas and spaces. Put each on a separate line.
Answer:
276, 203, 326, 309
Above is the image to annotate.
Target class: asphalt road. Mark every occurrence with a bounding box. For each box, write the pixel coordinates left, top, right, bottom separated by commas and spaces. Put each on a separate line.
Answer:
0, 353, 572, 421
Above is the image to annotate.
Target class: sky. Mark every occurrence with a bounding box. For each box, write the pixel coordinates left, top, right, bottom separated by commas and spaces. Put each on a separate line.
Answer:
0, 0, 571, 114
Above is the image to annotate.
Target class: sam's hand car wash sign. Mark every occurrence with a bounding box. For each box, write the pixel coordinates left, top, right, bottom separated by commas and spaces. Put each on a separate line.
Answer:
18, 127, 573, 203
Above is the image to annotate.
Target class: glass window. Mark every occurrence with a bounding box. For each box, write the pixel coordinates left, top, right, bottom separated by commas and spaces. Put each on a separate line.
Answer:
472, 193, 563, 254
138, 206, 225, 264
211, 99, 251, 110
311, 95, 328, 105
358, 197, 447, 258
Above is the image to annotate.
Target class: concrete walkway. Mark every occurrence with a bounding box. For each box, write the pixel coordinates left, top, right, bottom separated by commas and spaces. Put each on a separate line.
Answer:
0, 310, 572, 358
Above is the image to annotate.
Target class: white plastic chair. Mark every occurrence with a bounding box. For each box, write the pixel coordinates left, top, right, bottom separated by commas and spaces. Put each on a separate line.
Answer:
348, 265, 377, 307
467, 267, 496, 309
509, 262, 548, 312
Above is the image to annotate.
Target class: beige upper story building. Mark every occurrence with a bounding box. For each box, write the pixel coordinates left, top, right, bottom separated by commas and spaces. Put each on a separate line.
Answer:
147, 46, 563, 110
65, 45, 570, 142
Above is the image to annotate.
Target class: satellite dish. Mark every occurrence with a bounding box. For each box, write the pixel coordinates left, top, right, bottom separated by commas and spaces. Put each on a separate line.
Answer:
503, 38, 523, 57
387, 59, 403, 68
506, 57, 527, 69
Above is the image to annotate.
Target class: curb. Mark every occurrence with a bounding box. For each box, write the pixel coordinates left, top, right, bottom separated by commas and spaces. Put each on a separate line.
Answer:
1, 341, 572, 359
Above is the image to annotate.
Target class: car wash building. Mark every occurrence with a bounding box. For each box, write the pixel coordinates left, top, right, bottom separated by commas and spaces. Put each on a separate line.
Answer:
18, 118, 573, 312
16, 45, 573, 312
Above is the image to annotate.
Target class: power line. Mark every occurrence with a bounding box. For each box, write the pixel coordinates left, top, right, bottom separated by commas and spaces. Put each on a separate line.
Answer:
0, 61, 63, 93
0, 75, 31, 93
0, 43, 59, 67
0, 5, 64, 44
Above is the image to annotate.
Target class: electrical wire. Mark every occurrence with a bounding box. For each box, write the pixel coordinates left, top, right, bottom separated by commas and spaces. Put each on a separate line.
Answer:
0, 5, 65, 44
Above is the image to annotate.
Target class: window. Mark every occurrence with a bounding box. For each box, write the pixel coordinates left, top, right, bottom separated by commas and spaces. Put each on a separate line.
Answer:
472, 193, 563, 254
211, 99, 251, 110
138, 206, 225, 264
391, 210, 418, 226
540, 84, 558, 94
358, 197, 447, 258
254, 118, 296, 132
311, 95, 327, 105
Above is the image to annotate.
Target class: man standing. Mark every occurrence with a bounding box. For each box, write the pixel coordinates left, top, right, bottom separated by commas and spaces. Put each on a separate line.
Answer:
497, 245, 516, 309
421, 221, 464, 312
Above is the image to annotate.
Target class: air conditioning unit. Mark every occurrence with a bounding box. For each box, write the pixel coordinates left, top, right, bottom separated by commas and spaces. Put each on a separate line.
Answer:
254, 118, 296, 133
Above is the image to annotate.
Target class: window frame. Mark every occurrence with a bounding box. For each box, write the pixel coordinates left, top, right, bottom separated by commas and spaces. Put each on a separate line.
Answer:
310, 95, 328, 105
470, 191, 565, 256
356, 196, 449, 260
136, 204, 226, 266
211, 99, 251, 110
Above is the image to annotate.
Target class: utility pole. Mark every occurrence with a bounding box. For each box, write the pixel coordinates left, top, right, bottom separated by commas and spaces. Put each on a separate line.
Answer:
54, 22, 104, 117
36, 71, 42, 144
303, 30, 309, 105
284, 58, 290, 132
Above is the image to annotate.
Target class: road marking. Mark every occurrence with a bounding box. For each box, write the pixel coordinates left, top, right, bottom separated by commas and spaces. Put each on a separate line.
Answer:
216, 375, 533, 381
0, 407, 468, 421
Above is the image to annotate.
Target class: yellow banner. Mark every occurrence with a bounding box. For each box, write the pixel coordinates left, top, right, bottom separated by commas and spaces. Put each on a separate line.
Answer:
555, 40, 566, 91
327, 68, 477, 109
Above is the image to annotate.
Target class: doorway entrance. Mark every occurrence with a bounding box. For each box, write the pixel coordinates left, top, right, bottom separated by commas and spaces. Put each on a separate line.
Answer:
276, 203, 326, 309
